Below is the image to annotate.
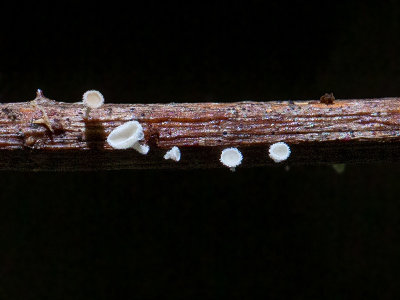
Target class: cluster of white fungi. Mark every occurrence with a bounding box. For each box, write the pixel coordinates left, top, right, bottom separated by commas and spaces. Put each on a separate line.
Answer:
219, 142, 290, 171
83, 90, 291, 169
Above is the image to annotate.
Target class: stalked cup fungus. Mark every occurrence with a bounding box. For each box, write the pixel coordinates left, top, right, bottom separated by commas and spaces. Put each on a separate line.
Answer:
164, 146, 181, 162
269, 142, 291, 163
107, 121, 144, 149
220, 147, 243, 171
83, 90, 105, 109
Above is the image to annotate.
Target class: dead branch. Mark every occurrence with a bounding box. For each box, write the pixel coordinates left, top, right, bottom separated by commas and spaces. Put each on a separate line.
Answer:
1, 92, 400, 170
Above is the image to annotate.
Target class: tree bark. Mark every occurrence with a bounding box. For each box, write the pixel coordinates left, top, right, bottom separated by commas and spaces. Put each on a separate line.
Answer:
1, 93, 400, 170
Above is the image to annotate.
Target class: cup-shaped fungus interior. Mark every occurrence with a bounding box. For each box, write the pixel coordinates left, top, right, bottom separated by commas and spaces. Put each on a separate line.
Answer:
220, 147, 243, 168
107, 121, 144, 149
269, 142, 291, 163
83, 90, 104, 109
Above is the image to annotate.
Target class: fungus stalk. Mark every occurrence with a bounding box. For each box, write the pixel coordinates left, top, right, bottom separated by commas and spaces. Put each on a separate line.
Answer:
133, 142, 150, 155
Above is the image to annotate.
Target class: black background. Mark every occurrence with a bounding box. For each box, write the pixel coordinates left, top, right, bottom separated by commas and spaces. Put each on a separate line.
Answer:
1, 2, 400, 298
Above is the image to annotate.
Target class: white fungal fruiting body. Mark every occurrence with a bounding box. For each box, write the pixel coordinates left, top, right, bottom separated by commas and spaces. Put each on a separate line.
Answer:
83, 90, 104, 109
220, 147, 243, 168
164, 146, 181, 162
269, 142, 291, 163
107, 121, 144, 149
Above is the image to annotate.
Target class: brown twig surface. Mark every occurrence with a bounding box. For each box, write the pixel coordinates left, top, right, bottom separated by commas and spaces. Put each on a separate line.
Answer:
1, 92, 400, 170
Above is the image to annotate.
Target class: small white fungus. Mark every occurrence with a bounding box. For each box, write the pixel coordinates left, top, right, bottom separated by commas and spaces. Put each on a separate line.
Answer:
269, 142, 291, 163
220, 147, 243, 169
83, 90, 104, 109
133, 142, 150, 155
107, 121, 144, 149
164, 146, 181, 162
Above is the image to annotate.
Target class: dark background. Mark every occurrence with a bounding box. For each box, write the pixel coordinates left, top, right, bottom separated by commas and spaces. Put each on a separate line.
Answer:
1, 2, 400, 298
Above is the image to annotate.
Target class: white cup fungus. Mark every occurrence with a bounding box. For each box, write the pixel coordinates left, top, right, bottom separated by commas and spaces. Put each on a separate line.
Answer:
269, 142, 291, 163
83, 90, 104, 109
220, 147, 243, 170
164, 146, 181, 162
107, 121, 144, 149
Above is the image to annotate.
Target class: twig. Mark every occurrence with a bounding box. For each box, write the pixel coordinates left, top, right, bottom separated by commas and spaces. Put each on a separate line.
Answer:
0, 93, 400, 170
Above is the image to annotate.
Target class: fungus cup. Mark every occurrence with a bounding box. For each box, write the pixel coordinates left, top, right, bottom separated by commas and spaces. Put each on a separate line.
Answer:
220, 147, 242, 171
83, 90, 104, 118
83, 90, 104, 109
269, 142, 291, 163
164, 146, 181, 162
107, 121, 144, 149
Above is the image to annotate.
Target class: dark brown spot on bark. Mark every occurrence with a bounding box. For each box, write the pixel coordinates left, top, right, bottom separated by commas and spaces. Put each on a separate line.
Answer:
320, 93, 335, 105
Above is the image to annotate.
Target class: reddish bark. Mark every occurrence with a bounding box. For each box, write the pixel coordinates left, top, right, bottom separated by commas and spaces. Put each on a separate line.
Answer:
1, 93, 399, 170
